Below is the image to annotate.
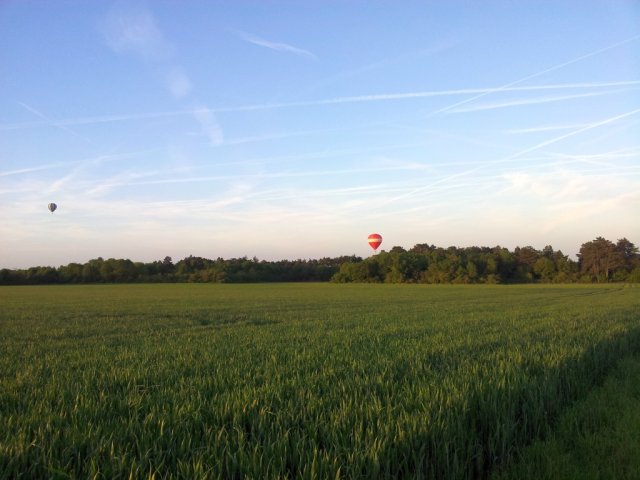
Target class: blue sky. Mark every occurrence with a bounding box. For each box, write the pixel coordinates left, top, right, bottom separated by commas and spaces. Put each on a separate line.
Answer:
1, 1, 639, 268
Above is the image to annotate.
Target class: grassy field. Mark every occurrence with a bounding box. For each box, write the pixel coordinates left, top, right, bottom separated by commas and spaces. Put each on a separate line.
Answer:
1, 284, 639, 479
494, 353, 640, 480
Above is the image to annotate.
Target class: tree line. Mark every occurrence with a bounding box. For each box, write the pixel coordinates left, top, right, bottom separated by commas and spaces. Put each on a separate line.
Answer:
1, 237, 638, 285
0, 255, 356, 285
333, 237, 639, 284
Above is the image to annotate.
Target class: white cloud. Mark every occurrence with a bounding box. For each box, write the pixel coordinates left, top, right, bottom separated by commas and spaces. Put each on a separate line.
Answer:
501, 171, 589, 200
541, 190, 640, 233
165, 67, 192, 98
191, 105, 224, 145
101, 5, 174, 60
101, 6, 222, 143
379, 107, 640, 208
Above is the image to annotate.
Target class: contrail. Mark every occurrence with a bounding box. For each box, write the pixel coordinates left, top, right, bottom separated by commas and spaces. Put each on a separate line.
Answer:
381, 107, 640, 206
0, 163, 72, 177
0, 149, 157, 178
505, 123, 591, 134
427, 33, 640, 116
1, 80, 639, 130
235, 30, 317, 59
84, 164, 440, 191
17, 101, 90, 141
447, 90, 622, 114
271, 81, 640, 110
0, 109, 191, 130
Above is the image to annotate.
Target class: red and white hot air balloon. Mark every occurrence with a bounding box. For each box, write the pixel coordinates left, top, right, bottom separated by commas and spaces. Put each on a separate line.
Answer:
368, 233, 383, 251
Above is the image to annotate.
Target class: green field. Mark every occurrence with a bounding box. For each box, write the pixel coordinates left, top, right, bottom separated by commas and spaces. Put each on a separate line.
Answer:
1, 284, 639, 479
494, 353, 640, 480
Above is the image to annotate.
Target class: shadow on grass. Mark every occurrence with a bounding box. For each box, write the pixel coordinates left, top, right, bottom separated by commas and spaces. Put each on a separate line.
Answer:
492, 353, 640, 480
351, 326, 640, 479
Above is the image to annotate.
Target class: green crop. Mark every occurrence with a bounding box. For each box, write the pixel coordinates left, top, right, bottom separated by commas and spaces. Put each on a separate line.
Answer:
494, 353, 640, 479
1, 284, 639, 479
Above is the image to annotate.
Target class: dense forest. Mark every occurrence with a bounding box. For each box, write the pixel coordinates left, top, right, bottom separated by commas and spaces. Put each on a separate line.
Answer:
1, 237, 638, 285
333, 237, 639, 284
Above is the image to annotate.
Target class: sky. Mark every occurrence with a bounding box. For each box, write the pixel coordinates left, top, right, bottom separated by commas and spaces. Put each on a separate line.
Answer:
1, 1, 639, 269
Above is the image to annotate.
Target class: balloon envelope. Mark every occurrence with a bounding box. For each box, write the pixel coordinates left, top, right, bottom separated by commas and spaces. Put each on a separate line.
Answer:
48, 203, 57, 213
368, 233, 382, 251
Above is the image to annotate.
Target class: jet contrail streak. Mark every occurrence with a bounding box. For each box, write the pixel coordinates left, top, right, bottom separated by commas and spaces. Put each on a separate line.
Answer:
17, 101, 91, 141
381, 107, 640, 206
1, 80, 639, 130
427, 33, 640, 116
447, 90, 622, 113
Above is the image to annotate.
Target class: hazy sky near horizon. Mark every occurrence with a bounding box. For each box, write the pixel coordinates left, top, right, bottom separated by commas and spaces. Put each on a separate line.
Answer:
1, 1, 639, 268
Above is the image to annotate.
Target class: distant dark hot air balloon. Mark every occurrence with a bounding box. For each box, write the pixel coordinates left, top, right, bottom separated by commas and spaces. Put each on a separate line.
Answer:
48, 203, 57, 213
368, 233, 382, 251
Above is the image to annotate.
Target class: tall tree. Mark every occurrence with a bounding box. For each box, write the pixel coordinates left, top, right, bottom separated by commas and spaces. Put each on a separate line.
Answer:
616, 238, 638, 268
578, 237, 624, 282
